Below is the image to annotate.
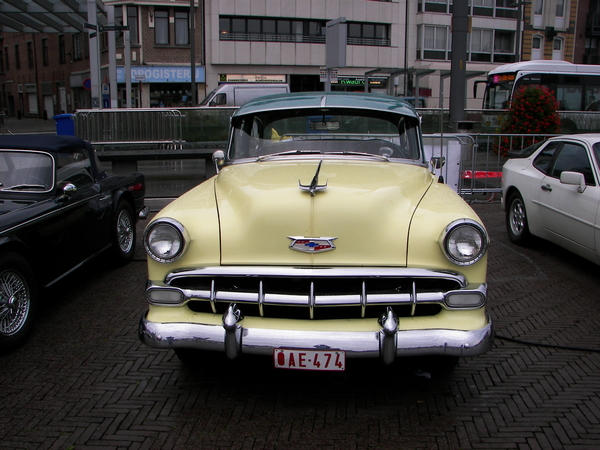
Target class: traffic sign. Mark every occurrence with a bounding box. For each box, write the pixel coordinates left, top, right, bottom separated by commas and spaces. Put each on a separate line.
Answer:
99, 25, 130, 32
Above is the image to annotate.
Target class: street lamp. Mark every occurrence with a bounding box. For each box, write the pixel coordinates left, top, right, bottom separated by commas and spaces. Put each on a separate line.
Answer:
511, 1, 532, 62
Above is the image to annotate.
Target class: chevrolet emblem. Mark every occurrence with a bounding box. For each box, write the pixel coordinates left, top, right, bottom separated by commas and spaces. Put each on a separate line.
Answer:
288, 236, 337, 253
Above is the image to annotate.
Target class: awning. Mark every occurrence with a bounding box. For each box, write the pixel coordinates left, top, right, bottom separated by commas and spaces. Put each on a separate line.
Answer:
0, 0, 106, 34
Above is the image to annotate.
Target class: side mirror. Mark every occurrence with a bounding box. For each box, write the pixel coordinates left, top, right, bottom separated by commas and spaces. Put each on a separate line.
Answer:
560, 171, 586, 193
212, 150, 225, 174
430, 156, 445, 170
57, 182, 77, 201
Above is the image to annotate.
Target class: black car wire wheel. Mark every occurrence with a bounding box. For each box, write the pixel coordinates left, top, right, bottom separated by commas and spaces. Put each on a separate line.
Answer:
116, 203, 134, 254
0, 268, 30, 336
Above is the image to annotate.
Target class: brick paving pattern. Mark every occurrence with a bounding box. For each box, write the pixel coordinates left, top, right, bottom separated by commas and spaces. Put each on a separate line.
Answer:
1, 202, 599, 449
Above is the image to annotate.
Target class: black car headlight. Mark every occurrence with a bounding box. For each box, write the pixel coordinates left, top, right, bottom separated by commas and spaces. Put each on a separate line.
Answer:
440, 219, 488, 266
144, 218, 187, 263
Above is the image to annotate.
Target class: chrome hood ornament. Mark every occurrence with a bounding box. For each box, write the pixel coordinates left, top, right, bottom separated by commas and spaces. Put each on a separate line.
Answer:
299, 159, 327, 196
288, 236, 337, 253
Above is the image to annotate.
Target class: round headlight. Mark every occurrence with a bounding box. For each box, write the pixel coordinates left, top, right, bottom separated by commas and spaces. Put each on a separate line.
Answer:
441, 219, 488, 266
144, 219, 186, 263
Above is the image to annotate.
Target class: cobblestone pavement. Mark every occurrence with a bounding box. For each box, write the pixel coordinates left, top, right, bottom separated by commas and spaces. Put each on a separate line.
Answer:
1, 201, 599, 450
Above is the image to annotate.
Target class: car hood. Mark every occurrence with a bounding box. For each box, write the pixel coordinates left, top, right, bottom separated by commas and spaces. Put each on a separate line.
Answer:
215, 160, 433, 266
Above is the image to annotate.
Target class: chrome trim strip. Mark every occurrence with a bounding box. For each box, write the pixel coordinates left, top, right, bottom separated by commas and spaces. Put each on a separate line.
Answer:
147, 285, 452, 307
146, 279, 486, 310
258, 280, 264, 316
166, 266, 467, 285
360, 281, 366, 318
209, 279, 216, 313
139, 314, 494, 358
410, 281, 417, 316
309, 281, 315, 319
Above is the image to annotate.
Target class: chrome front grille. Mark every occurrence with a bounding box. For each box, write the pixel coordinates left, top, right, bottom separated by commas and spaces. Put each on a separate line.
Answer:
155, 267, 469, 320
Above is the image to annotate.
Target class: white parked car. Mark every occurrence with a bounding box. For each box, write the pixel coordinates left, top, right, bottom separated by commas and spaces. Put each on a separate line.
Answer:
502, 134, 600, 264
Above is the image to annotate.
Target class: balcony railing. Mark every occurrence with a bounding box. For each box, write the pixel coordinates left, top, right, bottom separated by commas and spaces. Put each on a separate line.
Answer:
219, 33, 390, 47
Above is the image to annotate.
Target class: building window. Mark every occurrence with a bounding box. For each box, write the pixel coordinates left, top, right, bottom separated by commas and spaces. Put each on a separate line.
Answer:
14, 45, 20, 69
347, 22, 389, 45
494, 0, 518, 18
72, 34, 83, 60
417, 25, 449, 60
469, 29, 515, 62
27, 42, 34, 68
155, 9, 169, 45
59, 35, 66, 63
0, 49, 4, 73
127, 6, 139, 44
418, 0, 451, 14
219, 16, 388, 46
532, 35, 543, 59
115, 6, 124, 46
493, 30, 514, 62
470, 29, 494, 61
533, 0, 544, 27
584, 36, 600, 64
175, 9, 189, 45
473, 0, 493, 16
112, 6, 138, 46
552, 37, 564, 59
556, 0, 564, 17
4, 47, 9, 71
42, 38, 49, 66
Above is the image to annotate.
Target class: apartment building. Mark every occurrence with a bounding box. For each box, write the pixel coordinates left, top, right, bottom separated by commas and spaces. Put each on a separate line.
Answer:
0, 0, 579, 116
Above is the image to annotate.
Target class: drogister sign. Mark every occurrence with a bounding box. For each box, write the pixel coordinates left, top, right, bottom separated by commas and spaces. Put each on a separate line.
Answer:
116, 66, 206, 83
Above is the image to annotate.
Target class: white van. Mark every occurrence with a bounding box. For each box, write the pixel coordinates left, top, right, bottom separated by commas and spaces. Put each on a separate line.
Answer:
200, 83, 290, 107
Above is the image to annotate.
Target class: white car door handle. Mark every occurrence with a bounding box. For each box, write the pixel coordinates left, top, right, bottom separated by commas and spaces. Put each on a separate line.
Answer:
541, 184, 552, 192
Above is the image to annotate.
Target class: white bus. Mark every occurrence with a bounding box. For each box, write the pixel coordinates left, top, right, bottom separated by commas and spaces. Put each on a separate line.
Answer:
479, 60, 600, 132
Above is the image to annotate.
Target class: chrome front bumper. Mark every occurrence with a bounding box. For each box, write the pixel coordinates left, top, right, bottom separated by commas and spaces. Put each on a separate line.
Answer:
138, 306, 493, 364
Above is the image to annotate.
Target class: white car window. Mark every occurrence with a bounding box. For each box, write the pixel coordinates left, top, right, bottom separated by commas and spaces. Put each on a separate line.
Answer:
549, 143, 595, 185
532, 142, 560, 174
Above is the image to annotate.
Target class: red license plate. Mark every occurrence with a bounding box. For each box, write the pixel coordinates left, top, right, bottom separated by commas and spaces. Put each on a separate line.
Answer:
273, 349, 346, 371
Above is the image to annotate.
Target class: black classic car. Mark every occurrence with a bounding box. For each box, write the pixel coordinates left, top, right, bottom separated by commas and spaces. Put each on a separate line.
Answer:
0, 134, 147, 353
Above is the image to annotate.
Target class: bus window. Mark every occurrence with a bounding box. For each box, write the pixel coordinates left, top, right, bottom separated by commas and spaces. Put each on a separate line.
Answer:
483, 80, 513, 109
555, 85, 582, 111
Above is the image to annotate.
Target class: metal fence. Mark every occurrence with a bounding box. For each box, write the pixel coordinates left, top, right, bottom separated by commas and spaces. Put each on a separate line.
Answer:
73, 109, 184, 148
426, 132, 557, 200
70, 107, 556, 202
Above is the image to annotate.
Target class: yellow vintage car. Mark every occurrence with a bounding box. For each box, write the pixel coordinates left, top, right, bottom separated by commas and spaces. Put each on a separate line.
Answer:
139, 92, 493, 372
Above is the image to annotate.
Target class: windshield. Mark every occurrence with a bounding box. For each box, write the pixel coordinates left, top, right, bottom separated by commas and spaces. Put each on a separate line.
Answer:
228, 108, 422, 161
199, 88, 218, 106
0, 150, 54, 192
483, 74, 515, 109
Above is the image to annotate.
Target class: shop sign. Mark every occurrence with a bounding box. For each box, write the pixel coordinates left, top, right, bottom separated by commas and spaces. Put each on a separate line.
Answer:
219, 74, 287, 83
337, 77, 387, 87
117, 66, 206, 83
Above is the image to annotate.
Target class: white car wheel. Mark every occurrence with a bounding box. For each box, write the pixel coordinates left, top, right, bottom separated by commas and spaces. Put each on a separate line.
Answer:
506, 192, 531, 245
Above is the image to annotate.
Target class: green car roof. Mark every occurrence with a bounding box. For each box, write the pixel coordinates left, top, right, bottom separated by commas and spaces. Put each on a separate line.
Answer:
234, 91, 419, 118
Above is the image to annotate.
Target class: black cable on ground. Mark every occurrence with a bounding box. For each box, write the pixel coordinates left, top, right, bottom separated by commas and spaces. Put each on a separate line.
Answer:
495, 334, 600, 353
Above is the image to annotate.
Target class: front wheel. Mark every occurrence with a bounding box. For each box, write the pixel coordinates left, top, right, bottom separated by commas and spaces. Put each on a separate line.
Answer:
112, 200, 136, 263
0, 252, 37, 354
506, 192, 531, 245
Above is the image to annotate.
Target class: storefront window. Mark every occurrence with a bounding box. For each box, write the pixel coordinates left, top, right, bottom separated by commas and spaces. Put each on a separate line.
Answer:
150, 84, 193, 107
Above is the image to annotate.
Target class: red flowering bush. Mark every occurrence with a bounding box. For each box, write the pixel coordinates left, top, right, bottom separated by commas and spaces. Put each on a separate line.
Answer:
495, 85, 561, 156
